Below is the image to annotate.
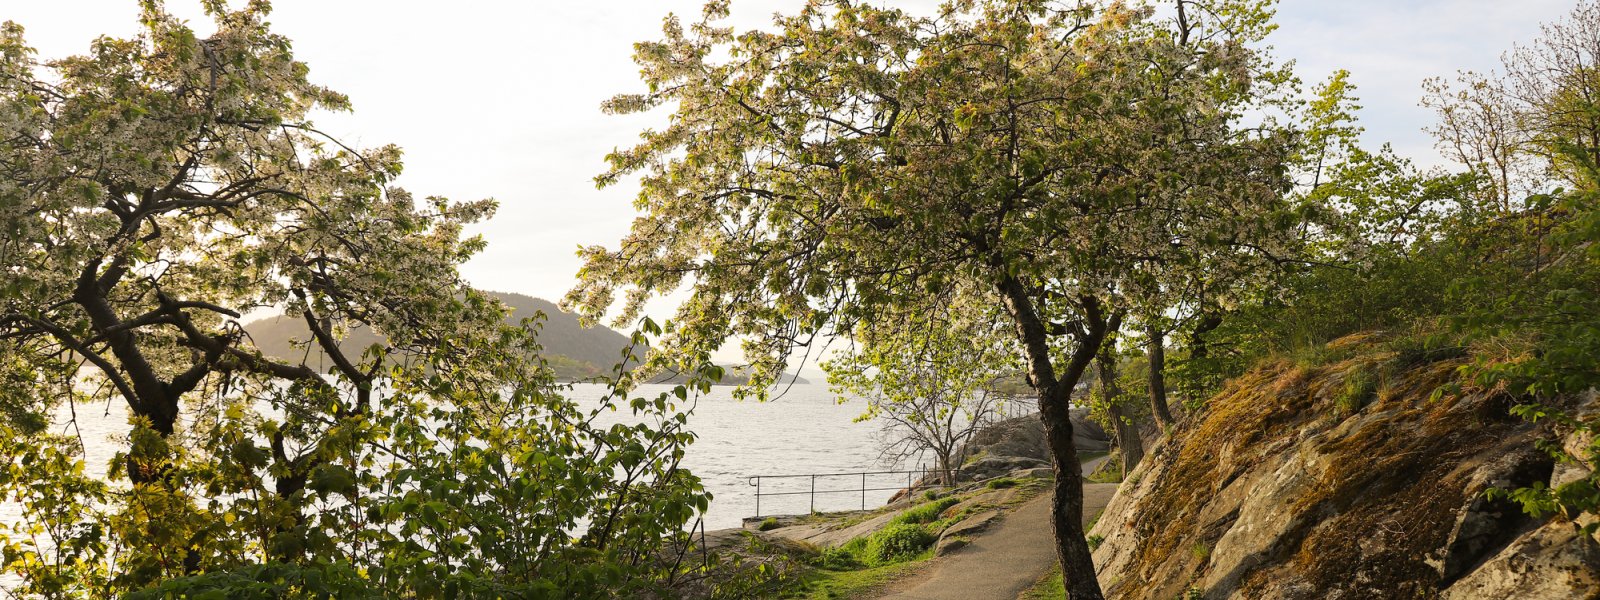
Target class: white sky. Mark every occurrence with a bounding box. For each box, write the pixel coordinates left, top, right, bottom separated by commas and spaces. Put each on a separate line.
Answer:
4, 0, 1579, 365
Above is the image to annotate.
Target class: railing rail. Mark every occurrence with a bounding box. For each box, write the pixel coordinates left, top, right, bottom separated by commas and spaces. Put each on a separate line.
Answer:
746, 467, 957, 518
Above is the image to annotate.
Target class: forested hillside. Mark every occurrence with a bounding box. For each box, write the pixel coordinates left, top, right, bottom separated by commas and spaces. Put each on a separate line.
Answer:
242, 291, 632, 379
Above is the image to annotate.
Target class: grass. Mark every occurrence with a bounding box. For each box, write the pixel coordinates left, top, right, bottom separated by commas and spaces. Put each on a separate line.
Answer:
1086, 460, 1124, 483
889, 496, 960, 526
986, 477, 1020, 489
758, 517, 782, 531
1019, 566, 1065, 600
775, 475, 1053, 599
783, 554, 931, 599
1335, 366, 1379, 415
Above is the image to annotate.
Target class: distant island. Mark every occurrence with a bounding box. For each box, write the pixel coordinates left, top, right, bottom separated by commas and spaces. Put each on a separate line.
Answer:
241, 290, 806, 384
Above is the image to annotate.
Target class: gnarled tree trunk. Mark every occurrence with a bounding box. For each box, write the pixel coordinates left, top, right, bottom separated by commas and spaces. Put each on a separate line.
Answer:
997, 278, 1108, 600
1146, 323, 1174, 431
1097, 343, 1143, 473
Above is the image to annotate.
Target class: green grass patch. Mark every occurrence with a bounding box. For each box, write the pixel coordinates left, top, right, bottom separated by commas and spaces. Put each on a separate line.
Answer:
889, 496, 960, 526
986, 477, 1020, 489
758, 517, 781, 531
783, 557, 928, 599
1086, 460, 1124, 483
1019, 566, 1065, 600
1335, 367, 1378, 415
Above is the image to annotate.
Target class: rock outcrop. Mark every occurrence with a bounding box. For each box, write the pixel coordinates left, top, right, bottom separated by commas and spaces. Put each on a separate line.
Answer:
1089, 334, 1600, 599
963, 408, 1110, 465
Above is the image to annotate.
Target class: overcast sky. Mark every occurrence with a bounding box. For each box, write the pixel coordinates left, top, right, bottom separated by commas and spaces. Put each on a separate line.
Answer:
5, 0, 1578, 325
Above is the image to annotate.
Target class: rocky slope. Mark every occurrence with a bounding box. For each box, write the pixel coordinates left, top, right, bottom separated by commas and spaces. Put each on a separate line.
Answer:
1089, 333, 1600, 599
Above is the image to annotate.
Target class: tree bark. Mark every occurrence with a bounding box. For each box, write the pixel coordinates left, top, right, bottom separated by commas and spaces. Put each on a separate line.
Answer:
1146, 323, 1174, 431
1097, 346, 1143, 473
996, 278, 1107, 600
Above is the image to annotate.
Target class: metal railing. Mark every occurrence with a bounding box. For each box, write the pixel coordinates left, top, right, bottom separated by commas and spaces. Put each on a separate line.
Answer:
746, 467, 957, 518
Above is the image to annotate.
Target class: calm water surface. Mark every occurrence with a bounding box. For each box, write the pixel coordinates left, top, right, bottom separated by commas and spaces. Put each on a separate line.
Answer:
2, 382, 909, 534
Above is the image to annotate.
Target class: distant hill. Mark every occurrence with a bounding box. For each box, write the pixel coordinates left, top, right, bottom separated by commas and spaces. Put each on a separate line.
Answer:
242, 291, 633, 380
241, 291, 809, 384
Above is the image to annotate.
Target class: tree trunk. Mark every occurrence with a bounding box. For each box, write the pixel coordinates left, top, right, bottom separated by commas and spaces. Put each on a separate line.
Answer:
1097, 352, 1143, 472
1146, 324, 1174, 431
1037, 382, 1103, 599
995, 277, 1107, 599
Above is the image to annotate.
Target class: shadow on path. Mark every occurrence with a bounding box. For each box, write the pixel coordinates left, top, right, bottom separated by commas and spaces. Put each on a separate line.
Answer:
876, 458, 1118, 600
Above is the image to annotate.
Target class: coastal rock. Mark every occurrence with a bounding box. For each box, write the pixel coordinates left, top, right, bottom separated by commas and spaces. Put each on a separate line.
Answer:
1439, 519, 1600, 600
1011, 467, 1055, 480
934, 510, 999, 556
1088, 335, 1600, 600
959, 456, 1048, 482
767, 510, 900, 549
963, 410, 1110, 464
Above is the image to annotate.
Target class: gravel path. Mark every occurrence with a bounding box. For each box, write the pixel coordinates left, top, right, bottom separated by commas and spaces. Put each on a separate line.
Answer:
876, 457, 1117, 600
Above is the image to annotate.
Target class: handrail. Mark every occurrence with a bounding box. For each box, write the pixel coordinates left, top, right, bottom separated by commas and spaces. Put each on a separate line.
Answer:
745, 467, 957, 518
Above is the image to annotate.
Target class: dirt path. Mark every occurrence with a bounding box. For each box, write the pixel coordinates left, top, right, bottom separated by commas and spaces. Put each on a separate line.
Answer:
876, 459, 1117, 600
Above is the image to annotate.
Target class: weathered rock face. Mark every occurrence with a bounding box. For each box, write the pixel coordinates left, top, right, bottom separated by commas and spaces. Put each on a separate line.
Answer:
1089, 335, 1600, 600
964, 409, 1110, 465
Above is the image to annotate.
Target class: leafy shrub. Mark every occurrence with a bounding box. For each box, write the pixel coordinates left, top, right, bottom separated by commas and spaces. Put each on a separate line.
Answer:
890, 496, 960, 526
864, 524, 935, 564
1386, 331, 1468, 368
1086, 534, 1105, 550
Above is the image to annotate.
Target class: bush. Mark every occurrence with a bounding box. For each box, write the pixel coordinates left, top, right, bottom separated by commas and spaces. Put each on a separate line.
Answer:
864, 524, 935, 564
890, 496, 960, 526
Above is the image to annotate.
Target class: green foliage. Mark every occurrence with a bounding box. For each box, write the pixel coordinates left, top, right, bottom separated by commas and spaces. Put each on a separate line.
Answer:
862, 524, 935, 565
0, 5, 727, 597
573, 2, 1307, 592
889, 497, 959, 526
759, 518, 782, 532
1086, 534, 1106, 551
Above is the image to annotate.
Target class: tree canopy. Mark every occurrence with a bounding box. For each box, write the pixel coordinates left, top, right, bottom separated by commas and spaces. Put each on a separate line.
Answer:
571, 1, 1308, 595
0, 3, 721, 597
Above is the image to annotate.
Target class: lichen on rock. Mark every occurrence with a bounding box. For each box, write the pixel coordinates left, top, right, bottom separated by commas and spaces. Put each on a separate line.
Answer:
1089, 333, 1600, 599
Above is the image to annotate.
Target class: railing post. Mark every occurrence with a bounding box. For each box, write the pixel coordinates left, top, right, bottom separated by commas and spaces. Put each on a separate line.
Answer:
754, 477, 761, 518
861, 472, 867, 510
810, 475, 816, 513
